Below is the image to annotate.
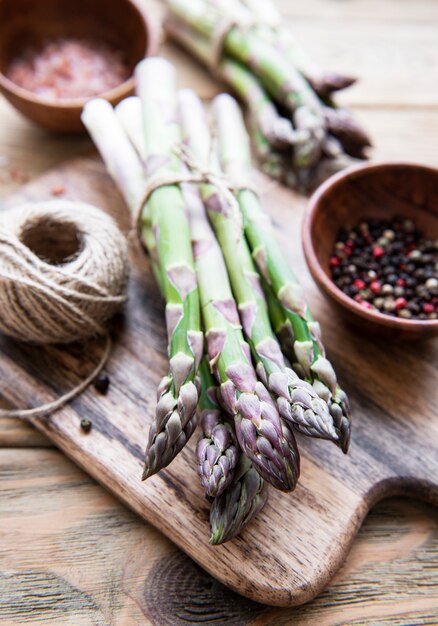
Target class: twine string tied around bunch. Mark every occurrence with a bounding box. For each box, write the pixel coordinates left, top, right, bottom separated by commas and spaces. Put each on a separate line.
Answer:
133, 143, 257, 243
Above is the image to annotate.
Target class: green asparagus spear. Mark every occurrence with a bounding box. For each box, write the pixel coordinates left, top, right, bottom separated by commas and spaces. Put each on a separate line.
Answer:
324, 107, 372, 159
115, 96, 147, 163
219, 58, 305, 150
196, 357, 239, 498
210, 453, 268, 544
82, 62, 203, 478
134, 58, 204, 477
233, 0, 356, 97
213, 93, 352, 451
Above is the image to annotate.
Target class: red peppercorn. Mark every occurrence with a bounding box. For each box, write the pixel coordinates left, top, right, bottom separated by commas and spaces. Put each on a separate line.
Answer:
354, 294, 363, 303
423, 303, 434, 314
370, 281, 381, 294
345, 240, 355, 249
372, 246, 385, 258
361, 301, 373, 310
396, 278, 406, 287
353, 278, 366, 290
395, 297, 407, 311
329, 256, 340, 268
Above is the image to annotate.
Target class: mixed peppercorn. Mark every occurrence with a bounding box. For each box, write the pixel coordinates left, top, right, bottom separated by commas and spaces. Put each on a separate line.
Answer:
329, 216, 438, 320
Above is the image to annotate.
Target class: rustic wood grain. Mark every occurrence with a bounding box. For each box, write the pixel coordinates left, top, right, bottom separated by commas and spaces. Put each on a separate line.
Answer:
1, 448, 437, 625
0, 154, 437, 607
1, 0, 438, 617
0, 415, 50, 447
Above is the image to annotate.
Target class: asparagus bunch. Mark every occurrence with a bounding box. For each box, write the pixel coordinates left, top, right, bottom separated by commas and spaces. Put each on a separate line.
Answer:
81, 80, 273, 543
83, 56, 352, 543
212, 93, 352, 451
163, 0, 372, 190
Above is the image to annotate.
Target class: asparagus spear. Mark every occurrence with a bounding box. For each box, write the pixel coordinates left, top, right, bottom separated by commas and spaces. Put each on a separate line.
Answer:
196, 357, 239, 498
182, 176, 239, 499
219, 58, 307, 150
182, 133, 298, 492
82, 62, 203, 479
210, 453, 268, 544
213, 94, 352, 451
135, 58, 205, 478
81, 99, 146, 213
115, 96, 146, 163
164, 0, 325, 169
324, 107, 372, 159
236, 0, 356, 97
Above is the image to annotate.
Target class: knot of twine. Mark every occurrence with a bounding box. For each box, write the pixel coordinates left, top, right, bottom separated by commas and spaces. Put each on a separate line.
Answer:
134, 144, 255, 242
0, 200, 129, 419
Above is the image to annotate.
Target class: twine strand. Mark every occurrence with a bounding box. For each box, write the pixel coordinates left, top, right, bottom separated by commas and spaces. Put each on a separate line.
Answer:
0, 335, 112, 419
133, 143, 256, 243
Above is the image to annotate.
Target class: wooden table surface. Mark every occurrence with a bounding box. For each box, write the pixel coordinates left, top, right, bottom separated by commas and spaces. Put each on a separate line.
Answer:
1, 0, 437, 623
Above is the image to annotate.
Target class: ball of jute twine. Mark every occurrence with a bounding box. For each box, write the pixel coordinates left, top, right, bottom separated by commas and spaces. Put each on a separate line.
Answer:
0, 200, 129, 419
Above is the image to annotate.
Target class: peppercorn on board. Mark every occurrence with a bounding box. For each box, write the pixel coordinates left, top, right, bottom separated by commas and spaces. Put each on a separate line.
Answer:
0, 156, 437, 607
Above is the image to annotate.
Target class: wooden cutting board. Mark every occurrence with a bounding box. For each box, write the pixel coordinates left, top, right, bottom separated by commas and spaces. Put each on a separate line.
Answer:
1, 156, 437, 608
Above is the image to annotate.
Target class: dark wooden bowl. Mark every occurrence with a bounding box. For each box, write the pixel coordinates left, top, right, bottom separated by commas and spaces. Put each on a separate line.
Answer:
303, 162, 438, 340
0, 0, 157, 133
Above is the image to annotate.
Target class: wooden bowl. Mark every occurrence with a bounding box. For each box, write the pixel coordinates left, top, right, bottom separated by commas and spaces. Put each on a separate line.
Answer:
0, 0, 156, 132
303, 162, 438, 339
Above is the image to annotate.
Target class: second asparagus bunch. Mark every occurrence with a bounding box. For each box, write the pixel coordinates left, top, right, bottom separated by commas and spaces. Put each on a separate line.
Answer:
164, 0, 372, 191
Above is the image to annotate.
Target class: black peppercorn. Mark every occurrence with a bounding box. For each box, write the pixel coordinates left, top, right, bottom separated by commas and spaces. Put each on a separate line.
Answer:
80, 418, 92, 433
329, 215, 437, 320
94, 374, 110, 395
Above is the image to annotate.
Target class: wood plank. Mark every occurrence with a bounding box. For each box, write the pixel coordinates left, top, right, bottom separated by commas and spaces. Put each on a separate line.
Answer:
0, 416, 50, 448
289, 21, 438, 107
0, 99, 89, 198
0, 155, 437, 607
0, 448, 437, 625
275, 0, 438, 22
0, 0, 437, 615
